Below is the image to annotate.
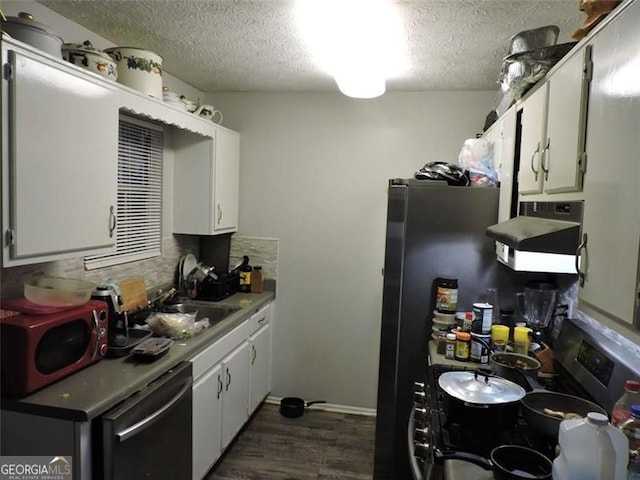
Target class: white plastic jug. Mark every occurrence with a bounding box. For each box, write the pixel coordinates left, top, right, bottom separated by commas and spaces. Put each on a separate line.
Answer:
552, 412, 628, 480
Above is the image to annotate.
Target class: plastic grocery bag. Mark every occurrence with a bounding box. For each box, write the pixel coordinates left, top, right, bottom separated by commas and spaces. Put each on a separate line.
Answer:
146, 312, 196, 340
457, 138, 498, 187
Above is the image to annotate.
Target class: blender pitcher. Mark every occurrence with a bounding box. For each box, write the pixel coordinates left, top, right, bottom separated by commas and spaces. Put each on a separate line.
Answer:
515, 282, 558, 330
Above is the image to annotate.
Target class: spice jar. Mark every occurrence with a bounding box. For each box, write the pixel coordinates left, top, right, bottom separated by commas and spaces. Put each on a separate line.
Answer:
445, 333, 457, 359
455, 331, 471, 361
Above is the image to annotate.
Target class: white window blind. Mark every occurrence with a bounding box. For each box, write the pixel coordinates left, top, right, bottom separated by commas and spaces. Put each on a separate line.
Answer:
85, 117, 163, 270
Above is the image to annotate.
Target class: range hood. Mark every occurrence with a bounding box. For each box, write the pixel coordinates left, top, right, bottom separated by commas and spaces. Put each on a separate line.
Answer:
486, 201, 583, 273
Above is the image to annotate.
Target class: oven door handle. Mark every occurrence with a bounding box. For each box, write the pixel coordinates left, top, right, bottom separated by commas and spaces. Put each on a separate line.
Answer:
408, 404, 424, 480
115, 378, 192, 442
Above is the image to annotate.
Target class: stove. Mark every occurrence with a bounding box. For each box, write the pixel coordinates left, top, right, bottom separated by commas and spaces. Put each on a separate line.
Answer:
410, 318, 640, 480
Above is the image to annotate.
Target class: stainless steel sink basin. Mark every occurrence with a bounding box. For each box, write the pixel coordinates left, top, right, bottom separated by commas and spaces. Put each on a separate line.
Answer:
163, 301, 240, 324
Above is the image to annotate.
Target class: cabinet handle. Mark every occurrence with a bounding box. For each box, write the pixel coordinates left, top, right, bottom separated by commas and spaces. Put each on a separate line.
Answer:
576, 233, 588, 287
217, 374, 223, 399
541, 138, 550, 180
217, 204, 223, 225
257, 316, 266, 325
225, 368, 231, 391
109, 205, 117, 238
251, 345, 257, 365
530, 141, 540, 181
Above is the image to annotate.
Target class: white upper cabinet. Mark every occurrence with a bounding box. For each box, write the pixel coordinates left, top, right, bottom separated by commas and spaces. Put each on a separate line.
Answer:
577, 0, 640, 329
213, 127, 240, 232
518, 46, 592, 196
2, 40, 118, 266
173, 126, 240, 235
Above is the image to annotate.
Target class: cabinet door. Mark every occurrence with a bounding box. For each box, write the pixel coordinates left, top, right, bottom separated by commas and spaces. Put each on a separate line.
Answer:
544, 47, 591, 193
517, 84, 547, 195
578, 6, 640, 328
221, 341, 249, 449
192, 365, 223, 480
249, 323, 272, 414
3, 47, 118, 264
213, 127, 239, 232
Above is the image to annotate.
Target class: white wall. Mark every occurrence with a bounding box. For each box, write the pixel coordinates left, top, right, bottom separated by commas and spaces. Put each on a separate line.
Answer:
205, 92, 493, 408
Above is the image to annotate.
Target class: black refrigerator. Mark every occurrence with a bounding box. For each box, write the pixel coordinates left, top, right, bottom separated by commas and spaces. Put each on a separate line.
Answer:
373, 178, 510, 479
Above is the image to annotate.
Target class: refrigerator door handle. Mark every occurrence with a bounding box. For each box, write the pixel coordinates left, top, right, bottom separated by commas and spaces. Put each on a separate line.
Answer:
115, 378, 192, 442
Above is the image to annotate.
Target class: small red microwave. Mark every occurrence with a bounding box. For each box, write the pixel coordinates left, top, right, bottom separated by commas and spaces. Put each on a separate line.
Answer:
0, 300, 109, 396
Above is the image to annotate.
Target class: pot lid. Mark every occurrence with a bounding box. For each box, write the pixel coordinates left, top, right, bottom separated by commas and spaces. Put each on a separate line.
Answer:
62, 40, 113, 62
3, 12, 63, 41
438, 370, 526, 405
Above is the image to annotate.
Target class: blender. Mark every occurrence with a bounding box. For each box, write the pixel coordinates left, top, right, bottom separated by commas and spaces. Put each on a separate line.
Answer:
515, 281, 558, 347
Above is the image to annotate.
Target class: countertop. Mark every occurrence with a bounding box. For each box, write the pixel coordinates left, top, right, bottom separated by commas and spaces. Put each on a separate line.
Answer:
0, 292, 274, 422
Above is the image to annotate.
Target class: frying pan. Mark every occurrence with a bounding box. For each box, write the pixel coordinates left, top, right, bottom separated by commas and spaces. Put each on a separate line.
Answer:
437, 445, 552, 480
279, 397, 326, 418
521, 391, 608, 439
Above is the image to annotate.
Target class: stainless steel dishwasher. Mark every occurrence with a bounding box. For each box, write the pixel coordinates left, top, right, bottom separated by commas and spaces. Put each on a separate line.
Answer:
98, 362, 192, 480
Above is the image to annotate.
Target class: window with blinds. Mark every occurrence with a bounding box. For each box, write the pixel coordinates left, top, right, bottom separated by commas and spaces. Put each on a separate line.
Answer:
85, 117, 163, 270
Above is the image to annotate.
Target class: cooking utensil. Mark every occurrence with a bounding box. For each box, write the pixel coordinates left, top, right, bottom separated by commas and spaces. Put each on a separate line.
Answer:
24, 276, 95, 307
117, 277, 148, 312
490, 352, 541, 388
279, 397, 326, 418
521, 391, 608, 439
438, 369, 526, 430
438, 445, 552, 480
1, 12, 63, 58
104, 46, 163, 98
62, 40, 117, 81
508, 25, 560, 55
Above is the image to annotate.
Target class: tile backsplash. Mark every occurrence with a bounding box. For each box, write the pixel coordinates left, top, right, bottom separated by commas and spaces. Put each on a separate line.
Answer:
0, 235, 199, 299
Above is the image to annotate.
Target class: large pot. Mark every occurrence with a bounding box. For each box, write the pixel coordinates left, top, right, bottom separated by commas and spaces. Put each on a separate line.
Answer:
1, 12, 63, 58
104, 46, 163, 98
438, 369, 526, 429
62, 41, 118, 81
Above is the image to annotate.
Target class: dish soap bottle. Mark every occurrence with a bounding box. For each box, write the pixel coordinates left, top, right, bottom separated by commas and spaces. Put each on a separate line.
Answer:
238, 256, 252, 293
553, 412, 629, 480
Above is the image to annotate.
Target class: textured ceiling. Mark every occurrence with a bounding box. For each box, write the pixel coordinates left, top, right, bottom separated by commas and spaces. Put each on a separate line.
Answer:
38, 0, 586, 93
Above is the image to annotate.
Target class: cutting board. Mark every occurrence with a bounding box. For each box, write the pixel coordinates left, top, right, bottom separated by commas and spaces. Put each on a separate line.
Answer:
118, 277, 148, 312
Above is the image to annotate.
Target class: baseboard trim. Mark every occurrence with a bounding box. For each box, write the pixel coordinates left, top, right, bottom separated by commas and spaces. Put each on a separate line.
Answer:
266, 395, 377, 417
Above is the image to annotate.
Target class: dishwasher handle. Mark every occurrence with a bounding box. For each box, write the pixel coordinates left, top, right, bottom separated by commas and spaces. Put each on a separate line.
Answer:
115, 378, 192, 442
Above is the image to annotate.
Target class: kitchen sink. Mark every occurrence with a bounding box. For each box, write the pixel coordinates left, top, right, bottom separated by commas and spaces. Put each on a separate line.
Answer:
162, 301, 240, 325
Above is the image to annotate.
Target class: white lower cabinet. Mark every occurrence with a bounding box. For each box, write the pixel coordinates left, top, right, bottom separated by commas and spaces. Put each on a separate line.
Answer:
220, 341, 250, 449
249, 323, 272, 414
192, 364, 223, 480
191, 301, 273, 480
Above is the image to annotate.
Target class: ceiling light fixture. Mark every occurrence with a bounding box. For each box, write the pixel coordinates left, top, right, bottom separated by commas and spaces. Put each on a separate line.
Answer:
295, 0, 407, 99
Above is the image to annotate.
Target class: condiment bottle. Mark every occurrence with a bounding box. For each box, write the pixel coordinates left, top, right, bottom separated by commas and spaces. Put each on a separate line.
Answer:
619, 405, 640, 480
435, 277, 458, 313
250, 266, 264, 293
238, 256, 252, 293
612, 380, 640, 427
445, 333, 456, 359
454, 331, 470, 362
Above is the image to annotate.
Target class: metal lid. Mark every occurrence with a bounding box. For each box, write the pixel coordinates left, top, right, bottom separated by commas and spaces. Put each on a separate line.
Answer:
3, 12, 63, 41
438, 370, 526, 405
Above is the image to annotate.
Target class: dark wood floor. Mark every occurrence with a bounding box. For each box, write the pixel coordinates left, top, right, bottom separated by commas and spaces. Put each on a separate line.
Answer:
206, 402, 376, 480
